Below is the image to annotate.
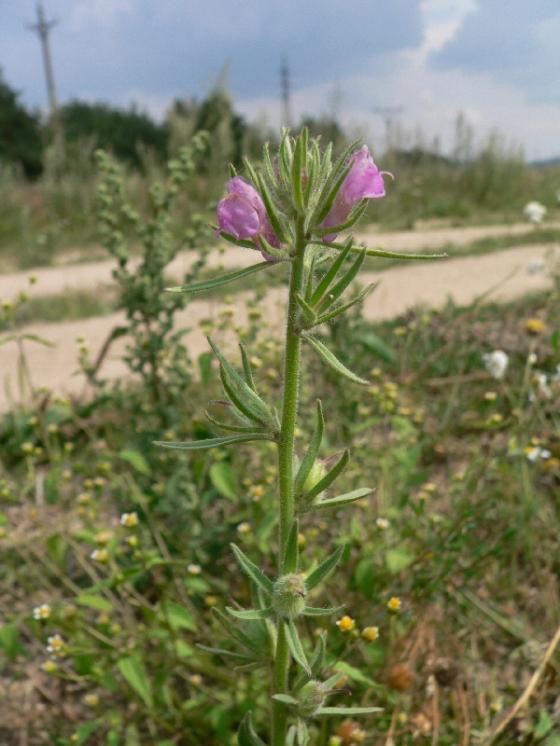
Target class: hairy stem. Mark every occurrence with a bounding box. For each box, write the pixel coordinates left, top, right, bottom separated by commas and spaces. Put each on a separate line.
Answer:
271, 215, 307, 746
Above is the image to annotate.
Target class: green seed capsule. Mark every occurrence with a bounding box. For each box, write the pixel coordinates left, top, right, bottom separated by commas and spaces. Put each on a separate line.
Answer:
297, 680, 328, 717
271, 574, 307, 619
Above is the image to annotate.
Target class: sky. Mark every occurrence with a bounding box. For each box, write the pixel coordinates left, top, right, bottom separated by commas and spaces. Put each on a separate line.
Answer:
1, 0, 559, 159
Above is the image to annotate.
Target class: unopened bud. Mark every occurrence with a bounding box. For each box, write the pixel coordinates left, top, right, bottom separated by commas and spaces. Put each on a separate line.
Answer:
297, 680, 328, 717
272, 573, 307, 619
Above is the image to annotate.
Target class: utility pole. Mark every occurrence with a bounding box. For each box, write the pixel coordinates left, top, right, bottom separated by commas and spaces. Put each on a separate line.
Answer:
27, 2, 64, 169
372, 105, 403, 152
280, 58, 292, 129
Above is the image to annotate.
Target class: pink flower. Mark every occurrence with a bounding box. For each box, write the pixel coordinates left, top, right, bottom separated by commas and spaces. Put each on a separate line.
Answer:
217, 177, 281, 255
321, 146, 389, 241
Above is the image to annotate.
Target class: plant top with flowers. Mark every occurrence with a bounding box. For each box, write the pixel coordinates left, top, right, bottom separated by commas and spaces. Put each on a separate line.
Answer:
158, 129, 441, 745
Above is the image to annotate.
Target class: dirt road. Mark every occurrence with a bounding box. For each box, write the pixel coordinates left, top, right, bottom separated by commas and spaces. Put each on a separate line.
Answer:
0, 221, 554, 301
1, 239, 554, 411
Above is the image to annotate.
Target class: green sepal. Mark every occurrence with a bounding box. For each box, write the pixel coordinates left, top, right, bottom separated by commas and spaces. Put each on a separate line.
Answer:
209, 338, 277, 428
297, 719, 309, 746
304, 334, 369, 386
230, 543, 274, 594
284, 519, 299, 573
312, 199, 369, 238
315, 706, 383, 716
166, 261, 271, 294
256, 173, 287, 245
226, 607, 273, 620
293, 632, 326, 690
308, 139, 361, 229
313, 487, 374, 511
305, 545, 345, 590
278, 130, 293, 187
295, 294, 317, 326
238, 712, 267, 746
294, 400, 324, 494
302, 605, 345, 616
302, 449, 349, 503
154, 433, 272, 451
313, 283, 377, 326
216, 229, 259, 250
257, 235, 288, 261
291, 127, 308, 211
239, 344, 256, 391
285, 620, 311, 675
316, 248, 366, 313
272, 694, 299, 706
309, 238, 352, 307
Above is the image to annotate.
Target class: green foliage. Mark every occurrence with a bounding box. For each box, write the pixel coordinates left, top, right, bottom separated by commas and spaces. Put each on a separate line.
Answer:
0, 70, 43, 178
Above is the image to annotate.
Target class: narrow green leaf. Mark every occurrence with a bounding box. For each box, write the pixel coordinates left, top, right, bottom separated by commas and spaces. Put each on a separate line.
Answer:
226, 607, 273, 620
209, 338, 275, 427
284, 519, 299, 573
155, 433, 272, 451
310, 239, 352, 306
167, 262, 271, 294
204, 411, 260, 434
212, 609, 261, 653
119, 449, 151, 475
302, 605, 345, 616
316, 706, 383, 716
209, 461, 238, 501
294, 400, 324, 494
75, 594, 113, 612
160, 601, 197, 631
333, 661, 383, 690
238, 712, 267, 746
316, 240, 447, 261
296, 718, 310, 746
304, 335, 369, 386
317, 249, 366, 313
314, 487, 374, 511
230, 543, 274, 594
118, 655, 153, 709
314, 283, 377, 326
357, 332, 395, 364
285, 620, 311, 675
197, 644, 252, 661
303, 449, 350, 503
305, 545, 345, 590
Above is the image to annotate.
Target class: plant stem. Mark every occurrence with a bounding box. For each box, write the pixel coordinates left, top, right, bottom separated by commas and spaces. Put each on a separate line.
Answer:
271, 215, 307, 746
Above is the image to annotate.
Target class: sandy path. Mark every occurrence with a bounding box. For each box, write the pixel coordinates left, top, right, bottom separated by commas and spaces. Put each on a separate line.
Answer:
0, 222, 555, 301
0, 242, 552, 411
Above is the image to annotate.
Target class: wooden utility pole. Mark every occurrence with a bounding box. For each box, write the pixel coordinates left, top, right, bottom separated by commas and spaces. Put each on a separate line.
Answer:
280, 58, 292, 129
27, 2, 64, 169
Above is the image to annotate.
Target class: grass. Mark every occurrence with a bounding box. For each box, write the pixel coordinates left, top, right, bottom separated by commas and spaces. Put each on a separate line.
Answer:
0, 285, 559, 744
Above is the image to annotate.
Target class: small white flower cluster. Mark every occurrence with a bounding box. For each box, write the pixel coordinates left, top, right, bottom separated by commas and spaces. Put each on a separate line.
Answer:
120, 511, 139, 528
46, 633, 65, 655
483, 350, 509, 380
525, 446, 551, 462
523, 201, 547, 224
33, 603, 51, 620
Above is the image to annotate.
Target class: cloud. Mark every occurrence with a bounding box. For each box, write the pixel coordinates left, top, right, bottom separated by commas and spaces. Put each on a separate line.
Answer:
430, 0, 560, 105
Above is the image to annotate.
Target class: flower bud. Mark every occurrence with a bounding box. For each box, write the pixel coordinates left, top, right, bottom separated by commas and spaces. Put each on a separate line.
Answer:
321, 146, 389, 241
297, 680, 328, 717
271, 573, 307, 619
217, 176, 281, 259
302, 460, 327, 496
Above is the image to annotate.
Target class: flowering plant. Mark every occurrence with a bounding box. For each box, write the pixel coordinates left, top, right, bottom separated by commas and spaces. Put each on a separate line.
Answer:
159, 129, 440, 745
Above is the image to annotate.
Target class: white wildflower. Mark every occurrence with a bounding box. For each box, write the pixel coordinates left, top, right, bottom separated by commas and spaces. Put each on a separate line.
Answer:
523, 201, 547, 224
483, 350, 509, 380
33, 604, 51, 620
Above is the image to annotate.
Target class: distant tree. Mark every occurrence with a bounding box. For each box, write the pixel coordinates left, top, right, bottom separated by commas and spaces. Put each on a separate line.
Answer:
194, 89, 246, 167
0, 70, 43, 178
60, 101, 168, 168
